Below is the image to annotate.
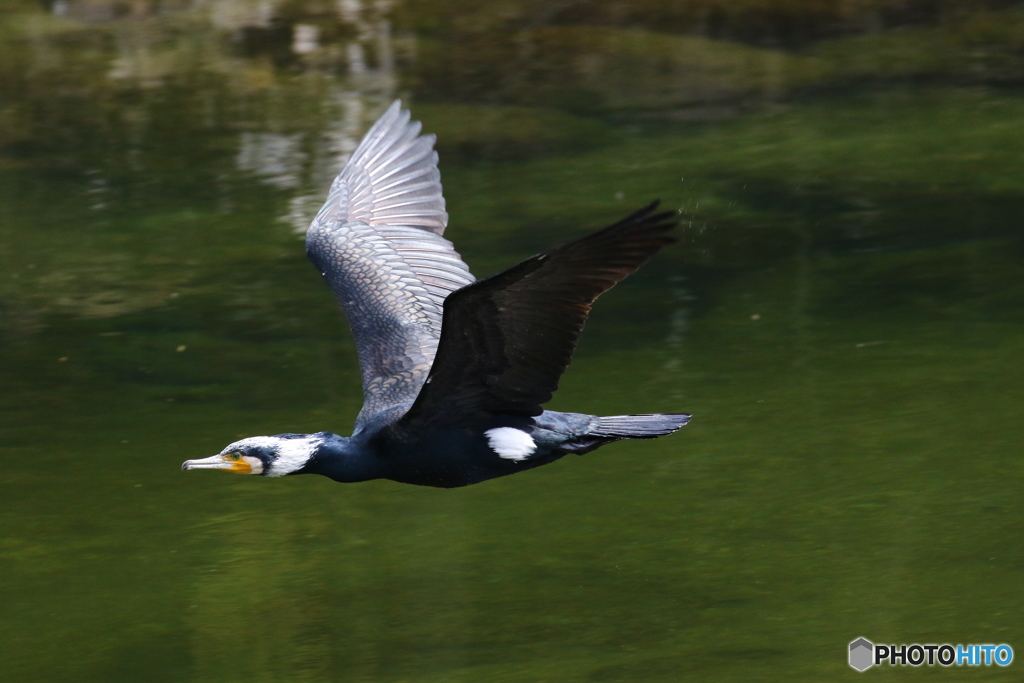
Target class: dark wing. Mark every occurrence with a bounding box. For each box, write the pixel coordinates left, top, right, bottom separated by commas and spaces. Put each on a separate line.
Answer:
305, 101, 475, 430
398, 203, 677, 429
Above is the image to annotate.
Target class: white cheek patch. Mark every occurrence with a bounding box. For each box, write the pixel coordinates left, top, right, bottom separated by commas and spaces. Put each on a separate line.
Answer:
242, 456, 264, 475
267, 436, 323, 476
485, 427, 536, 461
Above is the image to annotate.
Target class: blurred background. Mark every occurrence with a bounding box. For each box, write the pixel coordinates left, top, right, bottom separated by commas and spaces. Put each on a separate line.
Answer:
1, 1, 1023, 681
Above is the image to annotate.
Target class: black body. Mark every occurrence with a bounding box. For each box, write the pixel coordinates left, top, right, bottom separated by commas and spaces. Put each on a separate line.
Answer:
300, 410, 690, 488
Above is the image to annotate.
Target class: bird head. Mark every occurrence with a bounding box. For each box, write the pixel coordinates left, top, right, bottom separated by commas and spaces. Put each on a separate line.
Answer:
181, 434, 321, 477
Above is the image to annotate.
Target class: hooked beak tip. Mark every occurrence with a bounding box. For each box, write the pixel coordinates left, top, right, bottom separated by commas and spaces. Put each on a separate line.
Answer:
181, 455, 224, 471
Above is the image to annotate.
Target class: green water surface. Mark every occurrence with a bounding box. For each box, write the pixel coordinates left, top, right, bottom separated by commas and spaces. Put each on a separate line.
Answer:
2, 2, 1023, 681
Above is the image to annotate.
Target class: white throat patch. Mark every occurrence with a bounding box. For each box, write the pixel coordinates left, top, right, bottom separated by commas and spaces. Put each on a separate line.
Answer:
225, 435, 323, 477
485, 427, 536, 461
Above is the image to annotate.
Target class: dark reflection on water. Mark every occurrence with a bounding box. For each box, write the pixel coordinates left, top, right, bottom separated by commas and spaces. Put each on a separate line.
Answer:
2, 1, 1024, 681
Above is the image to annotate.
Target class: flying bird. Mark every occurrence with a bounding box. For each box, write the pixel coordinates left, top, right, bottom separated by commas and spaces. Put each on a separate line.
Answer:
182, 101, 689, 488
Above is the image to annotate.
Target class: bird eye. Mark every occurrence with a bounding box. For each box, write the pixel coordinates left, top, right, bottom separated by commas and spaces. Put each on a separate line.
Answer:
231, 453, 241, 460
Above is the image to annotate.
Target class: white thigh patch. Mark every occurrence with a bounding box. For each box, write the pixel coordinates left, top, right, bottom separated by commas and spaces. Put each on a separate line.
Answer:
485, 427, 537, 461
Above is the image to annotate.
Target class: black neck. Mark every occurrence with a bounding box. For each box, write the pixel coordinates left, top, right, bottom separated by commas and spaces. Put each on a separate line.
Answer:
299, 433, 380, 483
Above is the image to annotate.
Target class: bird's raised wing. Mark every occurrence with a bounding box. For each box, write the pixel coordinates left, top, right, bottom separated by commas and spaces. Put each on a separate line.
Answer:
305, 101, 474, 429
397, 203, 677, 430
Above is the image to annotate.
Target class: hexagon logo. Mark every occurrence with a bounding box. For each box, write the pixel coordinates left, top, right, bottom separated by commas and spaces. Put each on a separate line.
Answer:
849, 637, 874, 671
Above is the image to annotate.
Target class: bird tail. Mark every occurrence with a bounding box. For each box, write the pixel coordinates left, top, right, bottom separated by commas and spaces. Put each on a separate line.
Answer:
592, 413, 691, 439
558, 413, 690, 456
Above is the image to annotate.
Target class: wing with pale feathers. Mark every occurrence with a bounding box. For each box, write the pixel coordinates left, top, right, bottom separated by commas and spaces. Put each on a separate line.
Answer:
305, 101, 475, 429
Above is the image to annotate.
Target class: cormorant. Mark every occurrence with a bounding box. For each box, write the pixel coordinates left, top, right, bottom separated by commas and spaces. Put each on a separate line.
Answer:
182, 101, 689, 488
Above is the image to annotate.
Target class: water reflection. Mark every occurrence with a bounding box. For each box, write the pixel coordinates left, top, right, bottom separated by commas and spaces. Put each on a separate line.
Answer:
187, 511, 334, 682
